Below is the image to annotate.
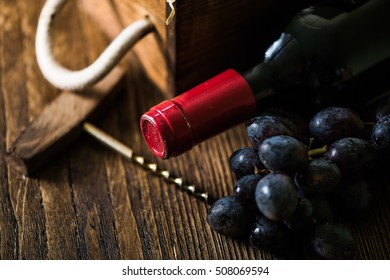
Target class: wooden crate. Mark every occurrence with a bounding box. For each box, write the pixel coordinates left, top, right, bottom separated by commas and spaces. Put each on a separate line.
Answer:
78, 0, 305, 97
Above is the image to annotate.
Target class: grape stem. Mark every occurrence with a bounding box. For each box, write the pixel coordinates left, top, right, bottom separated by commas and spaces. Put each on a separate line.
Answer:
308, 145, 328, 158
254, 167, 271, 175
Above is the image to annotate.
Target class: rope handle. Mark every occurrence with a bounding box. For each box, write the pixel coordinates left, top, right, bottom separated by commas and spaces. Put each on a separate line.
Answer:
35, 0, 155, 91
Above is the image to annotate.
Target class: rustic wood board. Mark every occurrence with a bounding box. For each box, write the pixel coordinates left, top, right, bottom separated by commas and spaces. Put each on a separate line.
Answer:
7, 67, 125, 175
78, 0, 169, 97
0, 0, 389, 260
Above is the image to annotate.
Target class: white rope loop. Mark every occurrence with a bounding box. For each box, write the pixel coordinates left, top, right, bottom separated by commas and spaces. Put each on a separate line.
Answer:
35, 0, 155, 91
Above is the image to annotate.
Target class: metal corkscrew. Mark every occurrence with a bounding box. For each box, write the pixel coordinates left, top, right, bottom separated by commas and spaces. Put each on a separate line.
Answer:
83, 122, 211, 205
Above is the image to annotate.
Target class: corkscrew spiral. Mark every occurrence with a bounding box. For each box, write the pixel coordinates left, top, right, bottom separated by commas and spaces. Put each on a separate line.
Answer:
83, 123, 210, 205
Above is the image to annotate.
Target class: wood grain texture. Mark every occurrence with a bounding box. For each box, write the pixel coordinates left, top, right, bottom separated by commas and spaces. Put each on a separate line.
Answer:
0, 0, 389, 260
7, 67, 125, 175
78, 0, 168, 97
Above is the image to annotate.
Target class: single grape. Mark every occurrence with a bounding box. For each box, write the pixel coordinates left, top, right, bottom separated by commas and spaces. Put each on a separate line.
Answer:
246, 114, 303, 148
229, 147, 265, 179
255, 172, 298, 221
371, 114, 390, 152
263, 109, 310, 142
326, 137, 377, 177
303, 193, 334, 224
309, 107, 362, 144
234, 174, 264, 209
295, 158, 341, 194
207, 196, 255, 237
258, 135, 308, 173
310, 223, 356, 259
249, 216, 291, 252
329, 180, 371, 217
284, 197, 313, 232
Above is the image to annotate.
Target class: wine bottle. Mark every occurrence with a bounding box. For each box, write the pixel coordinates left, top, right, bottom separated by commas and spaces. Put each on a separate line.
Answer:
140, 0, 390, 159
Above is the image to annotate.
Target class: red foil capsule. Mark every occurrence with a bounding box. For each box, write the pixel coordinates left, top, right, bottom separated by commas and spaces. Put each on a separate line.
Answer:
140, 69, 256, 159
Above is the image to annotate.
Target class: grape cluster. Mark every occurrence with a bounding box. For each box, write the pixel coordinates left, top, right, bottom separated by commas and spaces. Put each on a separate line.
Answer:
207, 106, 390, 259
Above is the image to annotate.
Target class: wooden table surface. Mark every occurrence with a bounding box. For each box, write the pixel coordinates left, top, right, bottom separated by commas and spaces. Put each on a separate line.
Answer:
1, 0, 389, 260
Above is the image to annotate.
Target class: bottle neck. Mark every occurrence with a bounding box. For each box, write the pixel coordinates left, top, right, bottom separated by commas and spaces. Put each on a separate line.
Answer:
140, 69, 257, 159
243, 63, 276, 111
284, 0, 390, 78
336, 0, 390, 75
243, 0, 390, 113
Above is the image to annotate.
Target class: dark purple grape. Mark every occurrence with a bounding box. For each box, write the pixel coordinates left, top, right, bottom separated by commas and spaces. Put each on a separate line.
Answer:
303, 194, 334, 224
263, 109, 310, 142
234, 174, 264, 209
284, 197, 313, 232
371, 114, 390, 152
229, 147, 265, 179
295, 158, 340, 194
326, 137, 377, 177
309, 107, 363, 144
255, 172, 298, 221
246, 114, 303, 148
249, 216, 291, 252
258, 135, 308, 173
330, 180, 371, 217
310, 223, 356, 259
207, 196, 255, 237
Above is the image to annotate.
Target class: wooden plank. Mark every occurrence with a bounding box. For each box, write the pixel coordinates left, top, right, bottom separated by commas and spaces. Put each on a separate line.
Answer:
67, 141, 122, 259
78, 0, 169, 97
39, 164, 79, 260
1, 0, 48, 260
7, 67, 125, 175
